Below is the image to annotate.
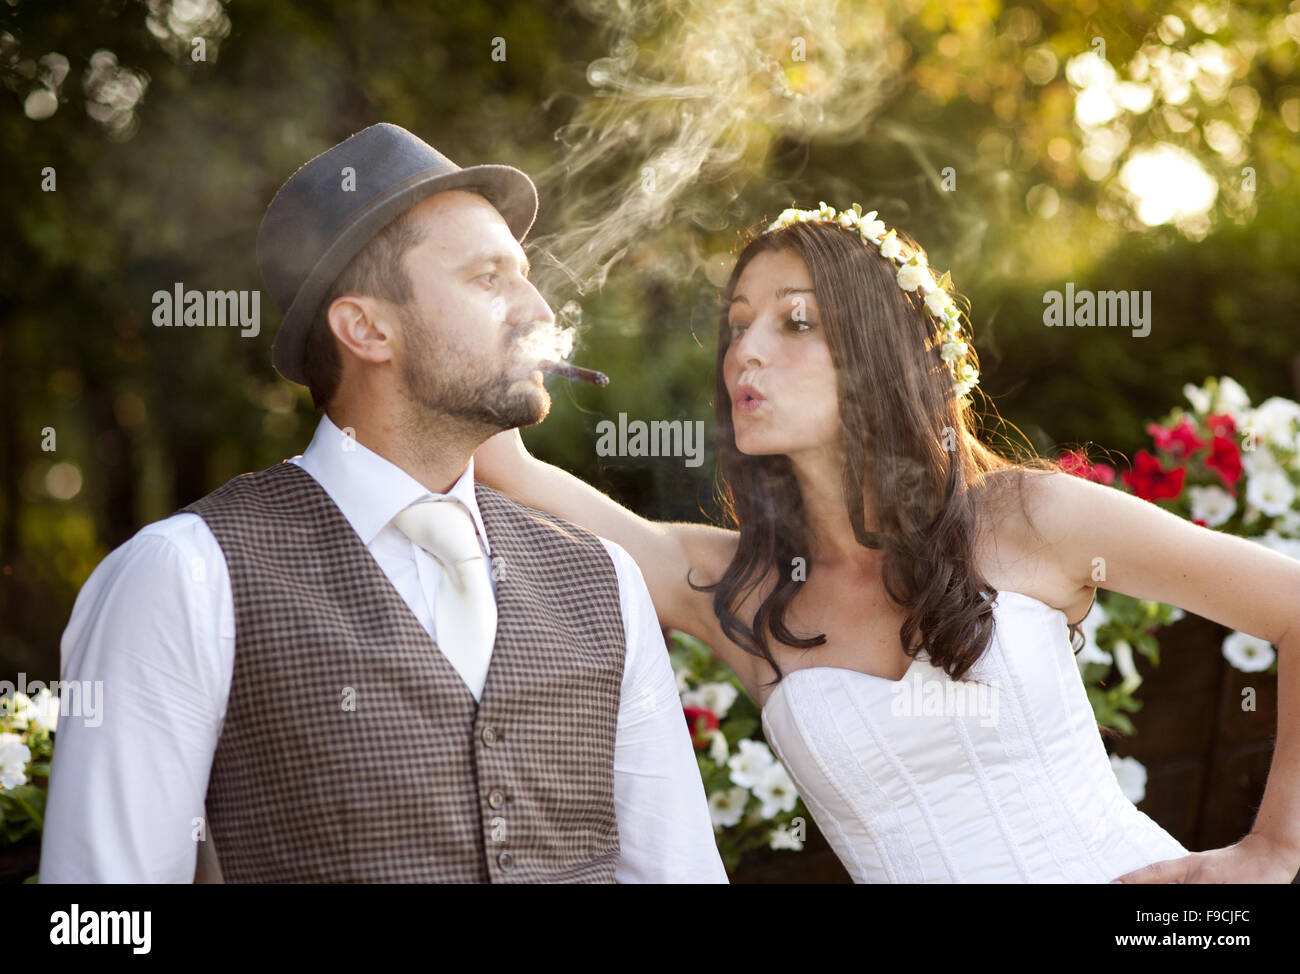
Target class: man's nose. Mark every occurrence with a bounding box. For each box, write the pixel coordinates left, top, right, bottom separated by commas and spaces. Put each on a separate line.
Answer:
510, 277, 555, 330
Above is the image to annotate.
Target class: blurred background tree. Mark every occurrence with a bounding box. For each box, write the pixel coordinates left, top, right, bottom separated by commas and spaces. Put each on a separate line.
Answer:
2, 0, 1298, 688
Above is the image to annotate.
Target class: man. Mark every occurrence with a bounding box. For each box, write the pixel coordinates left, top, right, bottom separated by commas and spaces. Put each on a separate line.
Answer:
39, 123, 727, 883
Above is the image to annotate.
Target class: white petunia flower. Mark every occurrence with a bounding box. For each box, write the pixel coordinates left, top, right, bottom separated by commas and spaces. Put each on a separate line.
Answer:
1110, 754, 1147, 804
1248, 397, 1300, 453
708, 786, 749, 829
753, 760, 799, 818
1241, 439, 1281, 476
681, 681, 740, 720
1214, 376, 1251, 418
1277, 509, 1300, 537
0, 732, 32, 790
2, 689, 56, 733
727, 737, 776, 788
1221, 630, 1276, 672
769, 824, 805, 851
1245, 468, 1297, 517
27, 689, 58, 733
708, 728, 729, 764
674, 666, 693, 695
1, 691, 32, 729
1255, 531, 1300, 562
1187, 484, 1236, 527
1112, 638, 1141, 692
836, 210, 860, 229
1183, 382, 1212, 415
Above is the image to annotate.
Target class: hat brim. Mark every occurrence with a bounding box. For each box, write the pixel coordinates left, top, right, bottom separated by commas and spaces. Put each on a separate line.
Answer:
271, 163, 538, 386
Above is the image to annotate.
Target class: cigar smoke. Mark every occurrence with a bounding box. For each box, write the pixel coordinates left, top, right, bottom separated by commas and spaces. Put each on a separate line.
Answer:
509, 301, 609, 383
526, 0, 902, 302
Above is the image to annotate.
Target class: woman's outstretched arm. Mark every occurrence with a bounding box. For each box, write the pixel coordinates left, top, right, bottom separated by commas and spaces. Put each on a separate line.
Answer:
1014, 469, 1300, 883
474, 428, 737, 640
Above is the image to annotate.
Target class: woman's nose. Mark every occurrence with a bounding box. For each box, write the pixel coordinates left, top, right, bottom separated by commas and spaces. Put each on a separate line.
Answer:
731, 321, 769, 367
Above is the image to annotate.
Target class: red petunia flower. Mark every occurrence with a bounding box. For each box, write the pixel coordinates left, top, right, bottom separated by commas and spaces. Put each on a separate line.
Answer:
1121, 450, 1186, 501
1090, 463, 1115, 485
1206, 412, 1236, 439
1205, 434, 1243, 494
682, 706, 718, 749
1146, 416, 1205, 457
1058, 449, 1116, 485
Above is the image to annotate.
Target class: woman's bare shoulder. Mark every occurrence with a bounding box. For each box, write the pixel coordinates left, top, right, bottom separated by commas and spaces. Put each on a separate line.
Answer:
970, 467, 1100, 611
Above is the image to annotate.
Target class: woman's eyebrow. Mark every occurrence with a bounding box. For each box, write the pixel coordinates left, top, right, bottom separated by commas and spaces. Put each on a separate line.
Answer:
729, 286, 815, 306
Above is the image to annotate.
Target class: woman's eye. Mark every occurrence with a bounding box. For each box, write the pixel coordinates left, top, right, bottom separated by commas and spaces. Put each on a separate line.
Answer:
786, 317, 814, 332
729, 320, 750, 337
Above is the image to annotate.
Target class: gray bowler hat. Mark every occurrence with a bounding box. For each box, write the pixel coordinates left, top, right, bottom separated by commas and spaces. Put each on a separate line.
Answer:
256, 122, 538, 385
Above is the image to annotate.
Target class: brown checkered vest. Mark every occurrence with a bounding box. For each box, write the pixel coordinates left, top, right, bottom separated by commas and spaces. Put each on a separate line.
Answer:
178, 459, 627, 883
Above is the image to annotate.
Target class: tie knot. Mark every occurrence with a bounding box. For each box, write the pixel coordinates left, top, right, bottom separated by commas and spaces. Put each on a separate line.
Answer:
392, 499, 484, 576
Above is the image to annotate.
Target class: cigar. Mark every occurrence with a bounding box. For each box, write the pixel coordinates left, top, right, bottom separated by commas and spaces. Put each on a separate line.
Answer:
539, 361, 610, 387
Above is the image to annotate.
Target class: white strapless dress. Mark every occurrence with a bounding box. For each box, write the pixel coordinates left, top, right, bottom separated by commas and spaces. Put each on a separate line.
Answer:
760, 589, 1190, 883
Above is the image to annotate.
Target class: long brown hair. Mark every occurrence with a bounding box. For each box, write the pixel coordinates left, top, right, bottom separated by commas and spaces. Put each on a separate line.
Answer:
693, 217, 1073, 689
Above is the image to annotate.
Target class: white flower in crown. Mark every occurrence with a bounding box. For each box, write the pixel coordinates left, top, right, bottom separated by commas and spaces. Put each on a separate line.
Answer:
878, 228, 903, 260
766, 208, 798, 233
897, 259, 933, 292
924, 291, 950, 316
858, 210, 887, 242
940, 340, 968, 364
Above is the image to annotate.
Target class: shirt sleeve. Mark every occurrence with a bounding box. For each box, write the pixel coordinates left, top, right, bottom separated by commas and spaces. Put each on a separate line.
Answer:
600, 539, 729, 884
38, 515, 232, 883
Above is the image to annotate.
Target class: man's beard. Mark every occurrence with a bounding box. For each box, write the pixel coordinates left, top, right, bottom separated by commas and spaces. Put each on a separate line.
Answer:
398, 304, 549, 432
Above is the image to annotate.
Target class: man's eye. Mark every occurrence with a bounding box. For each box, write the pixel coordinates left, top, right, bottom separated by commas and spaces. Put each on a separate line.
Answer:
478, 272, 498, 287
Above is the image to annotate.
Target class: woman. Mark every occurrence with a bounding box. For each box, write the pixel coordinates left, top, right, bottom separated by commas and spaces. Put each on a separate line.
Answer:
476, 202, 1300, 883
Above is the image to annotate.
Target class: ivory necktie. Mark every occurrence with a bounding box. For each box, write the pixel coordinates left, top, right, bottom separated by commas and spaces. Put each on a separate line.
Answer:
391, 498, 497, 700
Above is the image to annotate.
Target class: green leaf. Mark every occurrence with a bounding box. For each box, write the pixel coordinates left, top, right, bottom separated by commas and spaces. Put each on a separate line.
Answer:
721, 716, 758, 742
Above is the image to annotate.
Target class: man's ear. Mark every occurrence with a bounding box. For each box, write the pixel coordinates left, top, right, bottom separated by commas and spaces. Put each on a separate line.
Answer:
328, 294, 397, 367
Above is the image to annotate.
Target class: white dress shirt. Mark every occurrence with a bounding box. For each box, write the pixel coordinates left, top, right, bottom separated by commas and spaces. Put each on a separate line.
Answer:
39, 412, 727, 884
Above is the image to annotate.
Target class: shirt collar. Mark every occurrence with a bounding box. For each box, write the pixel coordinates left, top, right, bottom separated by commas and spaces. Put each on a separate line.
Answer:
293, 412, 490, 554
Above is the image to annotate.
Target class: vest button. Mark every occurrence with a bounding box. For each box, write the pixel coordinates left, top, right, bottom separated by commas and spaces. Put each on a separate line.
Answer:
498, 851, 514, 870
488, 789, 505, 808
481, 726, 498, 747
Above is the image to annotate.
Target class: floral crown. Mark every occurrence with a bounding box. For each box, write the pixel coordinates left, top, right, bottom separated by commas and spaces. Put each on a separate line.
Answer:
763, 202, 979, 402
